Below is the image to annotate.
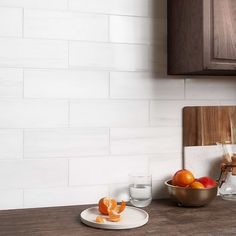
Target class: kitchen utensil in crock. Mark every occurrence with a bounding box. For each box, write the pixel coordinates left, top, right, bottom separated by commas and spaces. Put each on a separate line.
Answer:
217, 142, 236, 201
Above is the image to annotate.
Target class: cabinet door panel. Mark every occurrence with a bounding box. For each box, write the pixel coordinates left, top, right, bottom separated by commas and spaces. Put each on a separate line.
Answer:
213, 0, 236, 60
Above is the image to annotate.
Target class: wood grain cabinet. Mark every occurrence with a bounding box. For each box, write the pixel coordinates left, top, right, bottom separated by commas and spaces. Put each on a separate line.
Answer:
168, 0, 236, 75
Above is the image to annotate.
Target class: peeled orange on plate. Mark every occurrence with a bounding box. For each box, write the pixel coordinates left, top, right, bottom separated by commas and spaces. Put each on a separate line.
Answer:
96, 197, 126, 223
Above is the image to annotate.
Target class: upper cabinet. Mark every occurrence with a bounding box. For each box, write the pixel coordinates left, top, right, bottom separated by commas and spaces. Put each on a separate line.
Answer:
168, 0, 236, 75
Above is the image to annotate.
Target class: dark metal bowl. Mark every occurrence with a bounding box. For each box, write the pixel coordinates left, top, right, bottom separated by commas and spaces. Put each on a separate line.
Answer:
165, 180, 218, 207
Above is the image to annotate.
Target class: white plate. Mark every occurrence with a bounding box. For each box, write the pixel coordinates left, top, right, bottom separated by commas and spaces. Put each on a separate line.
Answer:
80, 206, 149, 230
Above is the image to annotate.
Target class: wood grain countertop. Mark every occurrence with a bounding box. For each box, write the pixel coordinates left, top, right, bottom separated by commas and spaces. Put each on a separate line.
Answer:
0, 198, 235, 236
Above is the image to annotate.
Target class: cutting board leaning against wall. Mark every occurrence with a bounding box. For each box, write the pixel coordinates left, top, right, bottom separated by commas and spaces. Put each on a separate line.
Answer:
183, 106, 236, 179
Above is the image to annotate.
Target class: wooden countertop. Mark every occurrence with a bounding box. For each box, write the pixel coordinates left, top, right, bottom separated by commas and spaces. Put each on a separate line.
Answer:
0, 198, 235, 236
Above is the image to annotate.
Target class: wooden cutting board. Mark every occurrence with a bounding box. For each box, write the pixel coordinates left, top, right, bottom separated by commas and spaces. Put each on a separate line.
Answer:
183, 106, 236, 146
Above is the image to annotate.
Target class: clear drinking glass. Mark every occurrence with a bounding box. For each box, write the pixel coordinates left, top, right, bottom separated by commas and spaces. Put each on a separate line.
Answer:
129, 173, 152, 207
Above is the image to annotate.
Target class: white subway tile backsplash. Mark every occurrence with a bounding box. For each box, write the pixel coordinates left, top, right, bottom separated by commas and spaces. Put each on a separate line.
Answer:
24, 10, 109, 42
24, 69, 109, 99
0, 159, 68, 189
185, 78, 236, 100
0, 189, 23, 210
70, 100, 149, 127
110, 16, 166, 44
24, 128, 109, 158
110, 127, 182, 155
0, 68, 23, 98
0, 38, 68, 68
0, 130, 23, 159
0, 0, 235, 210
69, 155, 149, 186
0, 0, 67, 10
0, 99, 68, 128
149, 153, 182, 181
69, 157, 110, 186
24, 185, 109, 208
69, 0, 152, 17
69, 42, 150, 71
0, 7, 22, 37
110, 72, 184, 99
150, 100, 220, 127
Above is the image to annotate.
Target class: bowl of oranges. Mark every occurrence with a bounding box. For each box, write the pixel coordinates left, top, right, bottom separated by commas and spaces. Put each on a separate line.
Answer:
165, 169, 218, 207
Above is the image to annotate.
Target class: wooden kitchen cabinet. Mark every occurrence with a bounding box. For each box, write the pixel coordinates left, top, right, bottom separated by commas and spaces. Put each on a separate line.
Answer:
168, 0, 236, 75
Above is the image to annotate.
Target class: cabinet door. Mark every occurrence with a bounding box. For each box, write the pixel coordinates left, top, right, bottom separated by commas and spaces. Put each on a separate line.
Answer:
213, 0, 236, 60
204, 0, 236, 70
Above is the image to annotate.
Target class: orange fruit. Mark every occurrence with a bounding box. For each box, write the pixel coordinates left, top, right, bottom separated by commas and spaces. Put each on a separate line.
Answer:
108, 210, 121, 222
190, 181, 205, 189
115, 201, 126, 214
172, 169, 195, 187
95, 216, 106, 223
98, 197, 117, 215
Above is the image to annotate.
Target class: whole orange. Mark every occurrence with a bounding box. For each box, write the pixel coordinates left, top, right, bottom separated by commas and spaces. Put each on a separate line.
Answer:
172, 169, 195, 187
190, 181, 205, 189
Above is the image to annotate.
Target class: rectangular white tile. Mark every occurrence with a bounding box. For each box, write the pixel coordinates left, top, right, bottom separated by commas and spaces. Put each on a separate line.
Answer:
70, 100, 149, 127
0, 159, 68, 189
149, 153, 182, 182
110, 16, 166, 44
0, 68, 23, 98
150, 100, 220, 127
24, 69, 109, 99
110, 127, 182, 155
185, 78, 236, 100
184, 146, 222, 180
24, 185, 109, 208
0, 7, 22, 37
110, 72, 184, 99
0, 99, 68, 128
0, 130, 23, 159
24, 10, 108, 42
69, 157, 110, 186
0, 0, 67, 10
69, 41, 150, 71
0, 189, 23, 210
109, 155, 149, 184
24, 128, 109, 158
0, 38, 68, 68
69, 0, 152, 17
69, 155, 149, 186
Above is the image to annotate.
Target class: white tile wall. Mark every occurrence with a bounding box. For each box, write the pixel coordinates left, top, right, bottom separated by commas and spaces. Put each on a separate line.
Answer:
110, 127, 182, 155
68, 0, 153, 17
0, 38, 68, 68
69, 42, 151, 71
150, 100, 220, 127
0, 189, 23, 210
0, 129, 23, 159
0, 0, 67, 10
24, 128, 109, 158
24, 10, 109, 42
70, 100, 149, 127
0, 99, 68, 128
110, 72, 184, 99
0, 68, 23, 98
0, 7, 22, 37
24, 186, 109, 208
0, 0, 235, 210
69, 156, 149, 186
0, 159, 68, 189
24, 69, 109, 99
110, 16, 166, 44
